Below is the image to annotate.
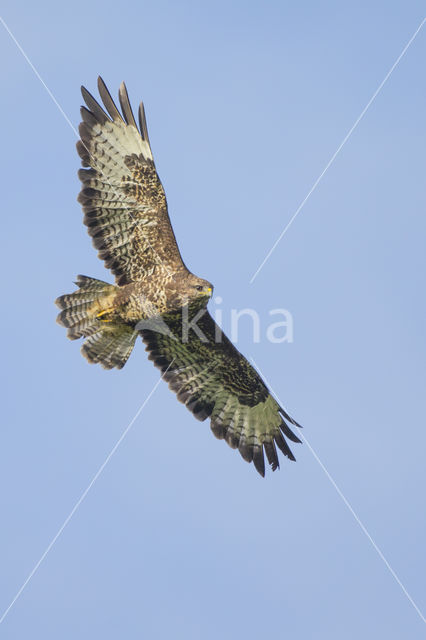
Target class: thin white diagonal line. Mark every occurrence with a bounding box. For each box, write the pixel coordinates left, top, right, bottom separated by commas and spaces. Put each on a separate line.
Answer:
0, 14, 173, 278
250, 357, 426, 625
249, 17, 426, 284
0, 363, 173, 626
0, 15, 80, 137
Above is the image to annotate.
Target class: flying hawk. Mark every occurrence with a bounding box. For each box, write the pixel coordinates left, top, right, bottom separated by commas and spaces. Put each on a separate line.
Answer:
56, 77, 301, 476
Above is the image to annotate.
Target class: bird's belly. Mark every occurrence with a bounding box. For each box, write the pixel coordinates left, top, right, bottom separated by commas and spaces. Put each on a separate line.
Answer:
118, 289, 168, 324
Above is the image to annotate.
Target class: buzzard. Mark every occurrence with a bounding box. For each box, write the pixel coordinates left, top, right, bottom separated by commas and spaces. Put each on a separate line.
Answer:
56, 78, 301, 476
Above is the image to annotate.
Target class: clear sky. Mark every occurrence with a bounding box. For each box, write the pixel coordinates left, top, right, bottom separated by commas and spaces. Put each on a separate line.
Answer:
0, 1, 425, 638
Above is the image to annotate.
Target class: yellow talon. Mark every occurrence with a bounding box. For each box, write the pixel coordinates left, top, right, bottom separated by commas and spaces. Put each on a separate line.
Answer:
96, 308, 114, 321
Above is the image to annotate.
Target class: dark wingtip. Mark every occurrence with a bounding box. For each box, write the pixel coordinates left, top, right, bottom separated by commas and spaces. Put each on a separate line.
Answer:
281, 420, 302, 444
118, 81, 138, 129
252, 445, 266, 477
274, 430, 296, 462
138, 101, 151, 145
264, 440, 280, 472
96, 76, 123, 122
279, 405, 303, 429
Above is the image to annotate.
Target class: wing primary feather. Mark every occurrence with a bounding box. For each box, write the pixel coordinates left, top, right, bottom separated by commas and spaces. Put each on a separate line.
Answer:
80, 106, 99, 128
138, 102, 151, 145
81, 86, 109, 123
76, 140, 90, 166
78, 122, 92, 148
252, 444, 265, 477
97, 76, 123, 122
118, 81, 138, 129
279, 406, 302, 429
280, 420, 302, 444
275, 431, 296, 461
264, 440, 279, 471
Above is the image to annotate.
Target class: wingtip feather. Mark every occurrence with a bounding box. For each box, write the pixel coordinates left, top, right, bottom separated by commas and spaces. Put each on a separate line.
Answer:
138, 102, 151, 145
97, 76, 123, 122
118, 81, 138, 130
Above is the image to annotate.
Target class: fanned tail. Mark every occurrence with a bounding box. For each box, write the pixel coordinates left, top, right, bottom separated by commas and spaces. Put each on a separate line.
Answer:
55, 275, 137, 369
80, 324, 138, 369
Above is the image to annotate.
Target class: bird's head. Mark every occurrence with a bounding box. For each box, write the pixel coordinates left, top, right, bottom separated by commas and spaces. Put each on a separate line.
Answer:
185, 274, 214, 304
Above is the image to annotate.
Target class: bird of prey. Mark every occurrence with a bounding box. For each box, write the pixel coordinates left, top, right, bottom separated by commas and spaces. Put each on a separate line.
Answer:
56, 77, 301, 476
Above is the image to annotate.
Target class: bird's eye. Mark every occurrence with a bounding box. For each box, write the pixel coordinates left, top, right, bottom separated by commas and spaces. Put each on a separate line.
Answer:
195, 285, 204, 292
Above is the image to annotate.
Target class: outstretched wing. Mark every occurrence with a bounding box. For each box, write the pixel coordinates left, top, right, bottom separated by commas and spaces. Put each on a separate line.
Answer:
141, 310, 301, 476
77, 77, 185, 285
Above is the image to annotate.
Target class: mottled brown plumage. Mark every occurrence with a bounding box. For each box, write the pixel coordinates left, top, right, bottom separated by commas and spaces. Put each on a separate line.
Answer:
56, 78, 301, 476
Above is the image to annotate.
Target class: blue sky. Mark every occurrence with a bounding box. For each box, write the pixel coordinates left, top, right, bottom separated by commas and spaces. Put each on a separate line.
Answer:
0, 1, 425, 638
